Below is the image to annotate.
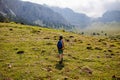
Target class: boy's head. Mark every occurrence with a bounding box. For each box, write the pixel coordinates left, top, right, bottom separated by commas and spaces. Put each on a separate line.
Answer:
59, 36, 63, 40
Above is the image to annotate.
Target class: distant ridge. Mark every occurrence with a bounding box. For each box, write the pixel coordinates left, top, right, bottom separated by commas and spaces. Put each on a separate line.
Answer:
50, 7, 91, 28
98, 10, 120, 22
0, 0, 72, 29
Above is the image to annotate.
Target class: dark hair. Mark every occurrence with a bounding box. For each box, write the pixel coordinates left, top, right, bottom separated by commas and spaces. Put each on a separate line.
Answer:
59, 36, 63, 40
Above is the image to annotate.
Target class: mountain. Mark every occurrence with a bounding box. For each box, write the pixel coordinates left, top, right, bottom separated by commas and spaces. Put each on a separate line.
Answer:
50, 7, 91, 28
50, 7, 120, 28
0, 0, 71, 29
97, 10, 120, 23
0, 0, 119, 30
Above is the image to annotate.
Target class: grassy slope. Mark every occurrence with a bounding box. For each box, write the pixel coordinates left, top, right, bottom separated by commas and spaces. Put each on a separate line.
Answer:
0, 23, 120, 80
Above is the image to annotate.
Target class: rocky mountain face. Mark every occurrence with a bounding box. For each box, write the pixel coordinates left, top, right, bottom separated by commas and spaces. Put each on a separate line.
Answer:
98, 10, 120, 22
50, 7, 91, 28
0, 0, 71, 29
51, 7, 120, 28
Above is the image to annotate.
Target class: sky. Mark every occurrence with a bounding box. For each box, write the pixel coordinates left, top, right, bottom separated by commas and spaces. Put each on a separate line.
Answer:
22, 0, 120, 18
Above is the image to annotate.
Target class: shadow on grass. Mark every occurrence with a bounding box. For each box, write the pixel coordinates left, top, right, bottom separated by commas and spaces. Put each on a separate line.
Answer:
55, 62, 64, 70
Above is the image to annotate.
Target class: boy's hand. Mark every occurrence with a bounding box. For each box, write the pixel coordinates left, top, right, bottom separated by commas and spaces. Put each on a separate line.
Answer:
62, 47, 65, 50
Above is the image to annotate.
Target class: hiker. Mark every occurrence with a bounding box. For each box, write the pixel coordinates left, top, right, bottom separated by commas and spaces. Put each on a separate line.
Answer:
57, 36, 64, 64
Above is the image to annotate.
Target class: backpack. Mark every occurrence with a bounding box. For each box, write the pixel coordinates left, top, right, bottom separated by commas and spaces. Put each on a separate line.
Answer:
57, 40, 62, 49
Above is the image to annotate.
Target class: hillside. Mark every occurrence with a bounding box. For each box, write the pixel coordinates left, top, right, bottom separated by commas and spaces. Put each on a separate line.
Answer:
0, 23, 120, 80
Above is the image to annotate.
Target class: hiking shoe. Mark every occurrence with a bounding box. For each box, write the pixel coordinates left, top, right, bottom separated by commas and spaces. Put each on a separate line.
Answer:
59, 61, 62, 64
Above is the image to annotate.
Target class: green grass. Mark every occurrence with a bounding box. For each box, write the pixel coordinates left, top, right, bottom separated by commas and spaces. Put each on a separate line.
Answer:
0, 22, 120, 80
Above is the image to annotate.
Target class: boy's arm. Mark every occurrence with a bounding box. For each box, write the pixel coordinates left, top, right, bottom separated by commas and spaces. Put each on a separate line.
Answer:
62, 40, 64, 49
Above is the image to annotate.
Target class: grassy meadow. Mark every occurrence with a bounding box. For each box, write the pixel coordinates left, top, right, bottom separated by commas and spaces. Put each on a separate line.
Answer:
0, 22, 120, 80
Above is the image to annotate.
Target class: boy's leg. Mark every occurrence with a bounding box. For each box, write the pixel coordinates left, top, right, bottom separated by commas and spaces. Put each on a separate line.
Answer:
58, 50, 63, 64
59, 54, 62, 64
59, 54, 62, 61
60, 54, 64, 64
61, 54, 63, 61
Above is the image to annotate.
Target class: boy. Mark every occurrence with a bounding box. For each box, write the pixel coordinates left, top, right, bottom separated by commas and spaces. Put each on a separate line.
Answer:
57, 36, 64, 64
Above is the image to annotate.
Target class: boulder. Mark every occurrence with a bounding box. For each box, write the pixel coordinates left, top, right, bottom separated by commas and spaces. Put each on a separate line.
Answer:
86, 46, 92, 50
81, 66, 93, 74
16, 51, 24, 54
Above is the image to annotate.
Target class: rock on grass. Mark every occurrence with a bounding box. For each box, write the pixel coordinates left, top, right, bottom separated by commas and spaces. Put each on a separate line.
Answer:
8, 64, 12, 69
86, 46, 93, 50
108, 50, 112, 52
46, 42, 53, 45
94, 47, 102, 50
69, 36, 74, 38
16, 51, 24, 54
64, 77, 68, 80
3, 77, 13, 80
112, 75, 120, 80
65, 39, 70, 42
44, 37, 50, 39
80, 66, 93, 75
9, 28, 13, 31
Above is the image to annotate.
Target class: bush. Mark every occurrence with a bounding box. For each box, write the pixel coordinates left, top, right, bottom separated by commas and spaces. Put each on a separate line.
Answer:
65, 39, 70, 42
95, 47, 102, 50
81, 32, 84, 35
69, 36, 74, 38
16, 51, 24, 54
86, 46, 92, 50
62, 29, 65, 32
46, 42, 53, 45
92, 32, 96, 35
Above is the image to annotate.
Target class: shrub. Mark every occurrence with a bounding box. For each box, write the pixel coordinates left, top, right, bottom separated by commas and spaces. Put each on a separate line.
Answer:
46, 42, 53, 45
78, 40, 83, 43
9, 28, 13, 31
73, 39, 77, 42
95, 47, 102, 50
62, 29, 65, 32
81, 32, 84, 35
69, 36, 74, 38
92, 32, 96, 35
31, 29, 39, 33
108, 50, 112, 52
86, 46, 92, 50
16, 51, 24, 54
65, 39, 70, 42
44, 37, 50, 39
105, 33, 107, 36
